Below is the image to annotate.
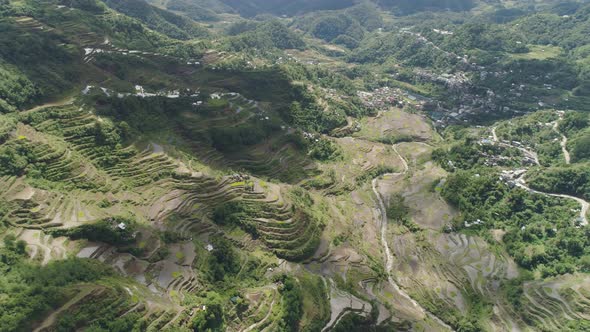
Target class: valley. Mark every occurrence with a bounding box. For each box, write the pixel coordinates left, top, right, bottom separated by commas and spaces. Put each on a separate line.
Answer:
1, 0, 590, 331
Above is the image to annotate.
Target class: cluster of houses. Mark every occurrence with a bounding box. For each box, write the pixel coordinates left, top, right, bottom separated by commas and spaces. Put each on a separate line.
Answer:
357, 87, 406, 109
414, 70, 469, 90
81, 85, 202, 101
432, 28, 454, 36
480, 151, 515, 167
499, 169, 528, 188
478, 137, 538, 166
82, 40, 201, 67
229, 173, 251, 182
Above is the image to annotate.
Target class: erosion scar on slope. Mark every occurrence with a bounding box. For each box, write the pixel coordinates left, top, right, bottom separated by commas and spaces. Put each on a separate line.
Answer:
372, 144, 454, 331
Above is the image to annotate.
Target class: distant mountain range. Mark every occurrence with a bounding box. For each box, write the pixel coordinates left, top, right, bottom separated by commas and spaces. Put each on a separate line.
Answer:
153, 0, 477, 18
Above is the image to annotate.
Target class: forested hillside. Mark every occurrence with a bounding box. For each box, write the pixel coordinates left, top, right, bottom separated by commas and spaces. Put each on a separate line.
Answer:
1, 0, 590, 331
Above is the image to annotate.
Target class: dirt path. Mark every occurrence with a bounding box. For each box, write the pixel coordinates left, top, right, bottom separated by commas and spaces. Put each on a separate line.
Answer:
515, 176, 588, 226
242, 287, 277, 332
492, 127, 587, 225
492, 127, 540, 165
33, 286, 97, 332
27, 244, 39, 260
552, 122, 571, 165
322, 278, 371, 332
22, 98, 74, 114
392, 144, 409, 173
372, 144, 408, 280
20, 230, 53, 265
561, 135, 571, 164
492, 126, 499, 142
371, 144, 454, 331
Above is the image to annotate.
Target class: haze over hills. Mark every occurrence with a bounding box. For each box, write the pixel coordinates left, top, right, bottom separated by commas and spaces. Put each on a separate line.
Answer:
1, 0, 590, 331
148, 0, 481, 18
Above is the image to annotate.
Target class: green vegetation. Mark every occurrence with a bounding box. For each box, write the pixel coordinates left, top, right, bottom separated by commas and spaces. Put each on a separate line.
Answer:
349, 32, 458, 69
53, 287, 141, 332
293, 3, 383, 49
277, 275, 303, 331
212, 188, 323, 260
571, 133, 590, 162
207, 236, 240, 282
0, 62, 36, 112
330, 301, 393, 332
442, 170, 587, 276
103, 0, 209, 40
286, 100, 345, 134
527, 165, 590, 200
227, 21, 305, 51
308, 137, 341, 161
2, 0, 590, 330
0, 140, 31, 176
356, 165, 395, 184
211, 0, 354, 17
297, 274, 330, 331
162, 0, 221, 22
386, 194, 420, 231
49, 217, 138, 245
191, 293, 224, 331
0, 253, 114, 332
559, 111, 589, 136
509, 45, 561, 60
433, 138, 523, 170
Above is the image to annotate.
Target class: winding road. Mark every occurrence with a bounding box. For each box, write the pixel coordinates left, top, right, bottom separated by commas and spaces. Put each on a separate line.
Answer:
371, 144, 454, 331
514, 175, 589, 226
491, 127, 588, 225
492, 127, 540, 165
242, 286, 278, 332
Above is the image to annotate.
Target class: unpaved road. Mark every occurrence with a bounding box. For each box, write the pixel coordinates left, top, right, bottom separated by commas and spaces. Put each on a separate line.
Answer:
492, 127, 587, 225
492, 127, 540, 165
33, 286, 98, 332
552, 122, 571, 165
560, 135, 571, 164
242, 287, 277, 332
515, 176, 588, 226
22, 98, 74, 114
372, 144, 454, 331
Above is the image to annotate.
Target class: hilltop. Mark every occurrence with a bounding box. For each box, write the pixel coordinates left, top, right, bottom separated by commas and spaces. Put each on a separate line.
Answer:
1, 0, 590, 331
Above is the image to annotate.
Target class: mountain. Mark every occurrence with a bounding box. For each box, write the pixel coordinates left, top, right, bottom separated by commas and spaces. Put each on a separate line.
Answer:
217, 0, 356, 17
147, 0, 226, 21
158, 0, 477, 17
378, 0, 476, 13
103, 0, 209, 39
2, 0, 590, 332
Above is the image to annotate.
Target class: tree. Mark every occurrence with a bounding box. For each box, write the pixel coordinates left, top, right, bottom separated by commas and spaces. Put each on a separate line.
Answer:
572, 133, 590, 161
207, 236, 239, 281
559, 112, 588, 135
0, 143, 30, 176
192, 293, 224, 332
192, 303, 223, 332
279, 276, 303, 332
387, 194, 410, 222
63, 0, 106, 13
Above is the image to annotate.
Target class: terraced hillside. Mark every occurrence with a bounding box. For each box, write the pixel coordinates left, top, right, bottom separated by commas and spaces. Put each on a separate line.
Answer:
3, 0, 590, 331
0, 99, 332, 330
5, 98, 590, 331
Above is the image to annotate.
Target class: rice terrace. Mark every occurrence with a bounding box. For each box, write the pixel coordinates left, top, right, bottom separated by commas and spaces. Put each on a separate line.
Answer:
1, 0, 590, 331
